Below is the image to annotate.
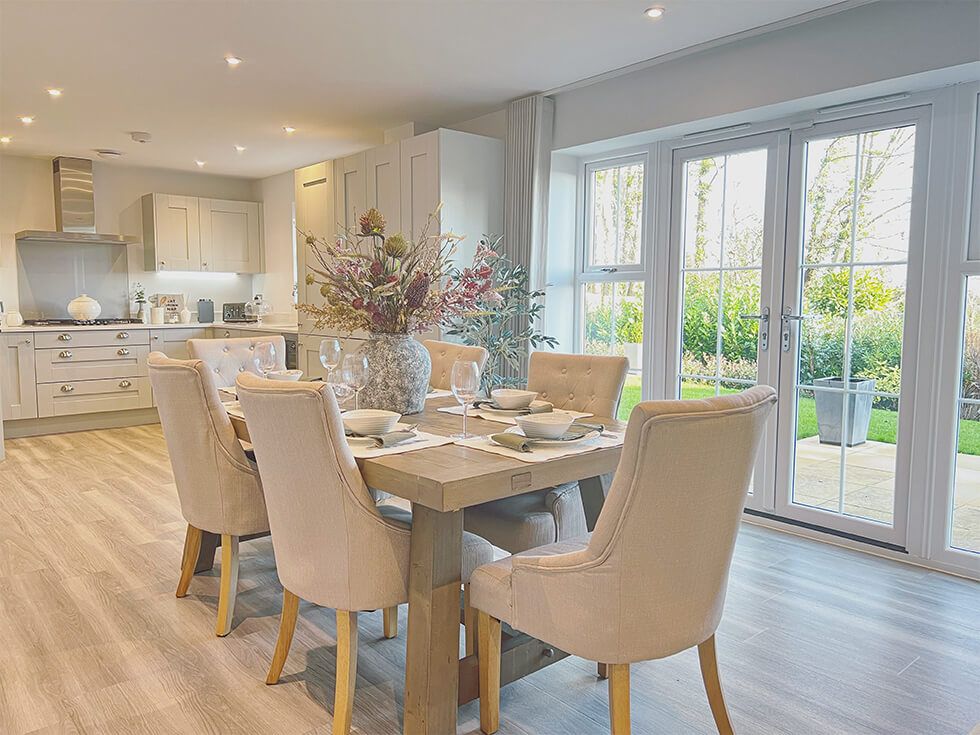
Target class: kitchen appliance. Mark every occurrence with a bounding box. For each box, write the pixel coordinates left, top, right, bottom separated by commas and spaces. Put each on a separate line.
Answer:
284, 333, 298, 370
197, 299, 215, 323
222, 302, 257, 323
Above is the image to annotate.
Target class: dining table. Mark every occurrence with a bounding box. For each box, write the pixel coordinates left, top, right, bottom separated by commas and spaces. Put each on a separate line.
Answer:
226, 393, 626, 735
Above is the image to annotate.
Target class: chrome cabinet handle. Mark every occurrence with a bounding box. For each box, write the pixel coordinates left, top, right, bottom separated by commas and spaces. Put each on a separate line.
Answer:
60, 384, 74, 393
117, 331, 129, 339
119, 380, 132, 388
117, 348, 131, 356
223, 331, 231, 338
59, 350, 73, 359
24, 339, 31, 345
58, 333, 72, 341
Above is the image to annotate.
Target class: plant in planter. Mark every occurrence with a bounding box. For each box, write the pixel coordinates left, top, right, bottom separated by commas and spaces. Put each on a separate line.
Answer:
132, 282, 148, 323
298, 207, 498, 413
443, 235, 558, 392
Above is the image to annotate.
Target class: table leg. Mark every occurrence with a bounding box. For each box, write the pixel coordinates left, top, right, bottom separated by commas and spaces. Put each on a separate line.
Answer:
579, 475, 607, 532
404, 505, 463, 735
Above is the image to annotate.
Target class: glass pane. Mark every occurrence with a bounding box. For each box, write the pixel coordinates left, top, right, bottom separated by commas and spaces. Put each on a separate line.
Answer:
723, 149, 768, 267
953, 404, 980, 554
848, 265, 906, 387
720, 269, 761, 381
582, 281, 644, 421
681, 271, 720, 380
680, 377, 718, 400
799, 266, 848, 387
682, 155, 724, 269
588, 162, 644, 267
842, 393, 898, 525
853, 126, 915, 263
793, 387, 844, 511
803, 134, 858, 265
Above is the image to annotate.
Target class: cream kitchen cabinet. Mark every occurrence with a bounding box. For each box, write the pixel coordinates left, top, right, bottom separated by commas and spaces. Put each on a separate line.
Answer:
297, 334, 365, 381
334, 152, 368, 236
366, 142, 401, 234
141, 193, 262, 273
149, 328, 209, 360
296, 162, 334, 335
1, 334, 37, 420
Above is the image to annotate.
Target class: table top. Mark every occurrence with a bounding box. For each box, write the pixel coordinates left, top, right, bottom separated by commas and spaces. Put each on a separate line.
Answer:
230, 395, 625, 512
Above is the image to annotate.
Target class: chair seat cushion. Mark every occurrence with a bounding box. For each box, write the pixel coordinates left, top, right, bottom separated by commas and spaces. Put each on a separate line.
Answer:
469, 536, 591, 624
464, 490, 556, 553
378, 504, 494, 582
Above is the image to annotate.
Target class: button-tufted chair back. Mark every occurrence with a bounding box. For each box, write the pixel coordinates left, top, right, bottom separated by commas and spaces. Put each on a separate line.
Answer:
147, 352, 268, 537
188, 336, 286, 388
527, 352, 630, 418
423, 339, 489, 390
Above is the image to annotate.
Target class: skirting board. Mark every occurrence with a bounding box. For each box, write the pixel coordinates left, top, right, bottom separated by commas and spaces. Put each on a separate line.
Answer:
3, 408, 160, 439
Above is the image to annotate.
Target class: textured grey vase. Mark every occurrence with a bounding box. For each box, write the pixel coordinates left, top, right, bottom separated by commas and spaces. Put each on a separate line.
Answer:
358, 334, 432, 415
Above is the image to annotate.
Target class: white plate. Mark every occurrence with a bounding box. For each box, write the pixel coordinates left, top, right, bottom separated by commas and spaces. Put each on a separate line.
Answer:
345, 422, 417, 446
509, 428, 600, 446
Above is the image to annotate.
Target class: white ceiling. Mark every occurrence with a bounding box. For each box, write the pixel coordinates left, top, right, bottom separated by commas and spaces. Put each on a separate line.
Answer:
0, 0, 849, 179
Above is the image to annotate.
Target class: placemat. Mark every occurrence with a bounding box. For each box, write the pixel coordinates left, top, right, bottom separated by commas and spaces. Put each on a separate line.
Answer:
454, 426, 624, 463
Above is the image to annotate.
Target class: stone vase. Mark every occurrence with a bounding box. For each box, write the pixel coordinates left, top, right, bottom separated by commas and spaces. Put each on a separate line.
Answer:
358, 334, 431, 415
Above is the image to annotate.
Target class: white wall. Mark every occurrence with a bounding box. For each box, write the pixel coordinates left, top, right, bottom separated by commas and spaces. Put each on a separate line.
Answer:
449, 109, 507, 139
252, 170, 296, 319
552, 0, 980, 150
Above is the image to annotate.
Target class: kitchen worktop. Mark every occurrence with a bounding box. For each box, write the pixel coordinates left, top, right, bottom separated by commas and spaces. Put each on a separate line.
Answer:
1, 321, 299, 334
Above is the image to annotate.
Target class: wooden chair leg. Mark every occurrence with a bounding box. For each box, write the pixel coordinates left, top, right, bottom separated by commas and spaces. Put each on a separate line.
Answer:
266, 589, 300, 684
334, 610, 359, 735
382, 606, 398, 639
176, 525, 202, 598
463, 584, 478, 657
698, 635, 735, 735
478, 610, 501, 735
215, 534, 239, 637
608, 664, 631, 735
597, 662, 609, 680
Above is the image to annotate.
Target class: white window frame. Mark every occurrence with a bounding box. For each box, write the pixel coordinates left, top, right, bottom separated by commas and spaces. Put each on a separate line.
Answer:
581, 153, 649, 276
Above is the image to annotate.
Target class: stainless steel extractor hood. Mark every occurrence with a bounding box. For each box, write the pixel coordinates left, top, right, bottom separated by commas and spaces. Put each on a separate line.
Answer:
15, 157, 136, 245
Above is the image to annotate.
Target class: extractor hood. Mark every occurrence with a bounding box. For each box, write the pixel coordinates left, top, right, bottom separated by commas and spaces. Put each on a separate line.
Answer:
15, 157, 136, 245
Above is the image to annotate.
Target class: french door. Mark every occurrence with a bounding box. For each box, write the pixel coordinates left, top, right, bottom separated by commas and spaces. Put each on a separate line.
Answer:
668, 107, 929, 546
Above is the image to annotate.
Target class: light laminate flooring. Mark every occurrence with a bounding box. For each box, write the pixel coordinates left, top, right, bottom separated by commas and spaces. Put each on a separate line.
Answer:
0, 425, 977, 734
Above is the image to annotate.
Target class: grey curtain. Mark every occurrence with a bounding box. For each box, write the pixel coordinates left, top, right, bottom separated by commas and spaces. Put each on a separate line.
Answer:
503, 94, 555, 380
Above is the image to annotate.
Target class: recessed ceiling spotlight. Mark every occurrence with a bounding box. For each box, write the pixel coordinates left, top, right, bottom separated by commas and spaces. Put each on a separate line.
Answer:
644, 6, 665, 19
47, 88, 63, 97
195, 160, 206, 168
1, 136, 11, 144
225, 55, 243, 67
282, 125, 296, 134
234, 144, 246, 153
19, 115, 34, 125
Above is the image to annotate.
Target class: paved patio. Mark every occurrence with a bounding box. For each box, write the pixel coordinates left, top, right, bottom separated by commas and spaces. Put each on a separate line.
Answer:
793, 437, 980, 553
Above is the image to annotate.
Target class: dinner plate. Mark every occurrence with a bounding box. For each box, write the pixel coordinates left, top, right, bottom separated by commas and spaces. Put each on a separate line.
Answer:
509, 428, 600, 446
345, 422, 417, 447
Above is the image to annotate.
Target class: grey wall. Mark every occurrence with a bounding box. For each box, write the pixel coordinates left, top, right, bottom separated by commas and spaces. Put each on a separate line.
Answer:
17, 240, 129, 319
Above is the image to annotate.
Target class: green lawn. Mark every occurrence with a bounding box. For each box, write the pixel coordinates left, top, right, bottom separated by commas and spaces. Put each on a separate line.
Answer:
618, 375, 980, 455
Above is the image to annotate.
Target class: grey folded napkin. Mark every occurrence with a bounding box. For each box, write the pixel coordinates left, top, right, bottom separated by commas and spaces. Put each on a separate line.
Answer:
346, 429, 418, 448
474, 399, 554, 415
489, 423, 602, 452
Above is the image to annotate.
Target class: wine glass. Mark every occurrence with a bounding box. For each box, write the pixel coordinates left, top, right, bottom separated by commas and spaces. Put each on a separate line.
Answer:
450, 360, 481, 439
253, 341, 278, 376
319, 338, 342, 377
342, 353, 369, 410
327, 369, 355, 407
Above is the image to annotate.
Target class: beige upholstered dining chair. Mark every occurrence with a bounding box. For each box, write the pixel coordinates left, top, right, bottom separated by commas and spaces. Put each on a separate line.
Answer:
235, 372, 494, 734
188, 335, 286, 388
424, 339, 489, 390
147, 352, 270, 636
470, 386, 777, 735
464, 351, 630, 552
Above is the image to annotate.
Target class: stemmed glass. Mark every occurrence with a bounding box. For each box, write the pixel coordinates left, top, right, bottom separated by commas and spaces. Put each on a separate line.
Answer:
253, 342, 278, 376
319, 338, 342, 377
342, 354, 369, 410
450, 360, 481, 439
327, 370, 355, 406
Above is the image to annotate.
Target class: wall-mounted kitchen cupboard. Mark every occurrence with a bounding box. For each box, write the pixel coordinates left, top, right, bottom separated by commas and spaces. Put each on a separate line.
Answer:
138, 193, 263, 273
296, 128, 503, 338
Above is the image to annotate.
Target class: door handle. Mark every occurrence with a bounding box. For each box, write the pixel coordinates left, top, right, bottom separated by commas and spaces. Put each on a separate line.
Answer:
780, 310, 814, 352
740, 307, 770, 352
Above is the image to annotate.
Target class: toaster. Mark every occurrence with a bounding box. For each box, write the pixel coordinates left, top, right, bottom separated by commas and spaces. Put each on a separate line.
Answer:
222, 302, 256, 323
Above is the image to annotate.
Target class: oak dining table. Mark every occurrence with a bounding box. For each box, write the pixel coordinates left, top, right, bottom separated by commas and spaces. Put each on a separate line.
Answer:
227, 394, 625, 735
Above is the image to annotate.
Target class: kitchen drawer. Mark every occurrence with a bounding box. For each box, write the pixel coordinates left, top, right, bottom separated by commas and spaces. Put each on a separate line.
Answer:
37, 377, 152, 418
35, 345, 149, 383
213, 327, 244, 339
149, 328, 209, 360
34, 329, 150, 349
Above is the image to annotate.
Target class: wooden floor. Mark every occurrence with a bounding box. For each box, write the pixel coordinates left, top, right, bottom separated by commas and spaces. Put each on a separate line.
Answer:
0, 424, 978, 735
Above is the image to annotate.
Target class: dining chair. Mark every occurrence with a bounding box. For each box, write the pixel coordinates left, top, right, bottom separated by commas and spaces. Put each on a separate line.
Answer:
235, 372, 495, 734
424, 339, 489, 390
464, 351, 630, 552
470, 386, 777, 735
147, 352, 270, 636
188, 335, 286, 388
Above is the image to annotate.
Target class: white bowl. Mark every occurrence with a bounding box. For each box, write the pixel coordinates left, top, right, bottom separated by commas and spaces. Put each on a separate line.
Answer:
342, 409, 401, 436
515, 412, 575, 440
267, 369, 303, 381
490, 388, 537, 410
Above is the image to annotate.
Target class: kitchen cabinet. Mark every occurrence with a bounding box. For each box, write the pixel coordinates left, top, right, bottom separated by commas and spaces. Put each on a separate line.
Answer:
35, 345, 149, 383
149, 328, 209, 360
399, 132, 440, 244
334, 152, 367, 236
366, 142, 401, 234
295, 162, 334, 335
141, 194, 262, 273
297, 334, 365, 381
37, 377, 152, 418
1, 334, 37, 420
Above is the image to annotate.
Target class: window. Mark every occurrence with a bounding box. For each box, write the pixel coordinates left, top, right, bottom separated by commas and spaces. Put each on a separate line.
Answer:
951, 278, 980, 554
584, 156, 646, 272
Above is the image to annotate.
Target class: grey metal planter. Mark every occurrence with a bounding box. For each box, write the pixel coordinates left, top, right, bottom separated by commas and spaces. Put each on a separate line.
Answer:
813, 377, 876, 447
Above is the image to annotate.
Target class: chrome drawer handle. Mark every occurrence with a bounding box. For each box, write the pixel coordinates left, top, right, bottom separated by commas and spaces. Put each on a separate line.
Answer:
58, 333, 72, 341
59, 350, 73, 359
60, 384, 74, 393
117, 348, 130, 356
117, 332, 130, 339
119, 380, 132, 388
